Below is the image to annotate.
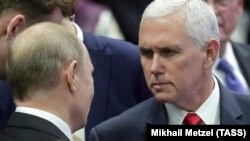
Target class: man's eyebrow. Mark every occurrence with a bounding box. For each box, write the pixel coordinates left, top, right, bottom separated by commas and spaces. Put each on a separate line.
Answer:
157, 46, 178, 51
139, 47, 152, 52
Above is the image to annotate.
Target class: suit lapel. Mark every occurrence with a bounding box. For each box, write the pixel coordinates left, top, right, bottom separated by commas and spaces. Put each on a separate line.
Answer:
146, 98, 168, 125
218, 81, 244, 124
140, 98, 168, 140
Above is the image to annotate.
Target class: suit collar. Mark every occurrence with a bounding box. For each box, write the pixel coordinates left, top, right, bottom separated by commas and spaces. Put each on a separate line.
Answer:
146, 98, 168, 125
73, 22, 84, 42
15, 107, 72, 140
218, 81, 244, 124
8, 112, 70, 141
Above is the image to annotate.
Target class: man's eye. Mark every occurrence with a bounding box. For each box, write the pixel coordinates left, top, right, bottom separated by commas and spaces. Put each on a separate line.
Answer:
159, 49, 177, 57
140, 49, 153, 58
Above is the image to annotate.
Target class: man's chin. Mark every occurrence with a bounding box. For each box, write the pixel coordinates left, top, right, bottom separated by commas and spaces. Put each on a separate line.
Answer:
219, 32, 229, 45
154, 93, 172, 103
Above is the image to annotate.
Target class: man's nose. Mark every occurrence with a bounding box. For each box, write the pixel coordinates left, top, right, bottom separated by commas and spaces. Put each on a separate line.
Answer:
150, 54, 164, 75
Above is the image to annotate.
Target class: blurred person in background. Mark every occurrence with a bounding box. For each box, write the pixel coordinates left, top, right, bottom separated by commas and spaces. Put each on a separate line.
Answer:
92, 0, 152, 44
74, 0, 124, 40
205, 0, 250, 94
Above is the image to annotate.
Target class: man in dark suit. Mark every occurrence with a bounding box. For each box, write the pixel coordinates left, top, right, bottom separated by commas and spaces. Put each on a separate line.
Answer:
82, 29, 152, 138
0, 0, 152, 139
0, 22, 94, 141
89, 0, 250, 141
205, 0, 250, 94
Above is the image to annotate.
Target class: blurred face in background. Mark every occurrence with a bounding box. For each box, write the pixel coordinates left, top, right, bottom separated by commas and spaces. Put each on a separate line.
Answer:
205, 0, 243, 46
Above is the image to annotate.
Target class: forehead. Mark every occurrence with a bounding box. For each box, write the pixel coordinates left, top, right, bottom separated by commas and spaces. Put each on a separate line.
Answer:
140, 12, 185, 35
139, 13, 189, 47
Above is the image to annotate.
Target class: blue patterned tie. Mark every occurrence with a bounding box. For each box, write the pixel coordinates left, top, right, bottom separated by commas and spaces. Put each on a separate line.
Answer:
217, 59, 248, 94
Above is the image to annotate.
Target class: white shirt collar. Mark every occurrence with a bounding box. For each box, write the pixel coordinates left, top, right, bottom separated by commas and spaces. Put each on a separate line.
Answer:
72, 22, 84, 42
165, 76, 220, 124
16, 107, 73, 141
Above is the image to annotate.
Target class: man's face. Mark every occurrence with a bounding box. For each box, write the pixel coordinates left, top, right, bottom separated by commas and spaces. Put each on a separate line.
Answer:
0, 7, 63, 80
139, 14, 207, 106
205, 0, 243, 45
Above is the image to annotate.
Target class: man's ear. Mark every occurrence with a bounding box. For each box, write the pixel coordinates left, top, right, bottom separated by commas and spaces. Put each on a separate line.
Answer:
7, 14, 25, 39
236, 0, 244, 16
203, 38, 220, 69
65, 60, 78, 93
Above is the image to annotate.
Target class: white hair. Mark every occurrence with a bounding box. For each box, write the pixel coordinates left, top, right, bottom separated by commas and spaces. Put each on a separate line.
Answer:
141, 0, 219, 48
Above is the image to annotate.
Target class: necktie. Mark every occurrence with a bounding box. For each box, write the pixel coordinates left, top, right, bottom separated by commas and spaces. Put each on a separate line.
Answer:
183, 113, 202, 125
217, 59, 248, 94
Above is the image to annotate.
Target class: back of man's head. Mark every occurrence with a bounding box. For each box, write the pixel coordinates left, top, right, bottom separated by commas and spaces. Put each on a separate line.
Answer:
7, 22, 84, 101
204, 0, 243, 48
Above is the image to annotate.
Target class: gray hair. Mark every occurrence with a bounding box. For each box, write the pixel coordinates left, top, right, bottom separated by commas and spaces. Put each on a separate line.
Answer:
7, 22, 84, 100
141, 0, 219, 48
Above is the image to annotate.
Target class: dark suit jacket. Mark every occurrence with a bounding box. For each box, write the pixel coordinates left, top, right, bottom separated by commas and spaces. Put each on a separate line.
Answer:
0, 81, 15, 131
232, 42, 250, 88
83, 31, 153, 138
89, 81, 250, 141
0, 112, 70, 141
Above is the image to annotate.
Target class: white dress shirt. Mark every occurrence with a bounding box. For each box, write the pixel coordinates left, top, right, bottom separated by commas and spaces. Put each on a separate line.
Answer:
165, 76, 220, 125
72, 22, 84, 42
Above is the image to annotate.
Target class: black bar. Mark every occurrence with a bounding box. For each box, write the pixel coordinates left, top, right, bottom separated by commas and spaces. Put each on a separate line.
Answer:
146, 124, 250, 141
